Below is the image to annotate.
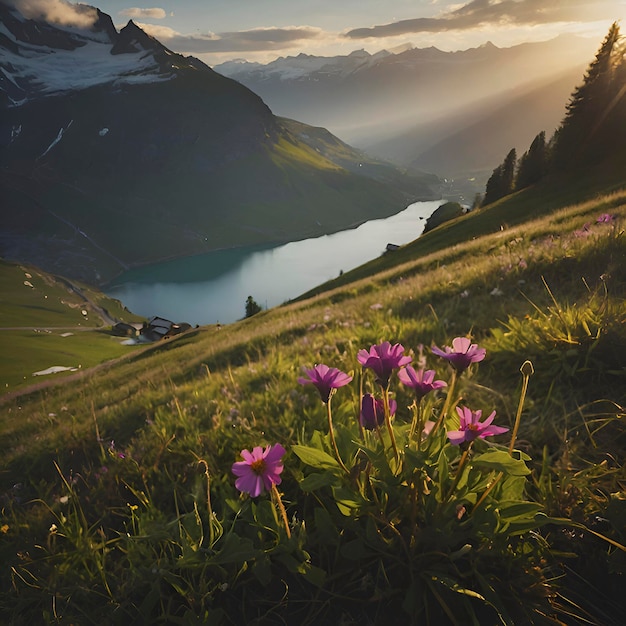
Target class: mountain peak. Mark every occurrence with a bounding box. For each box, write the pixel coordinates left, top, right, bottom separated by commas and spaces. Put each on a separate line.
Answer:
112, 19, 168, 55
93, 8, 118, 41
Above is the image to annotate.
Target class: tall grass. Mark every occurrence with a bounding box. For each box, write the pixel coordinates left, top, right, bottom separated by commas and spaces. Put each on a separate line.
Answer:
1, 189, 625, 623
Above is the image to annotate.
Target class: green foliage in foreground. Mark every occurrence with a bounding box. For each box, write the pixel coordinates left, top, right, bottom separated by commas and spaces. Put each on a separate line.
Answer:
1, 189, 625, 624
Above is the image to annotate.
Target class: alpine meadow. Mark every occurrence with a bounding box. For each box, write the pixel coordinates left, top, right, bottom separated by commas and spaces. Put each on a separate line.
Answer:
1, 5, 626, 626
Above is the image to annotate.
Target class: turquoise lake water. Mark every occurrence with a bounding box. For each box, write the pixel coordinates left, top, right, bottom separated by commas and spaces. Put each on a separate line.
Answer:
105, 200, 442, 325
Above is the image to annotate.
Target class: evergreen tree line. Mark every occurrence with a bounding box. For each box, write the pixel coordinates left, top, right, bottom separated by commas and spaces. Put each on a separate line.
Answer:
483, 22, 626, 206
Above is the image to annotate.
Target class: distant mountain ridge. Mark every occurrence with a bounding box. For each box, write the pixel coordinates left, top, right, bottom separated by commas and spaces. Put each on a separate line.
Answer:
0, 2, 438, 284
215, 36, 597, 188
215, 36, 595, 147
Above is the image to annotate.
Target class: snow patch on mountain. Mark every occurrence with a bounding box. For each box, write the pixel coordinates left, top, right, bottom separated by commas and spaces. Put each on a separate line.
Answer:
39, 119, 73, 158
215, 49, 392, 82
0, 31, 170, 98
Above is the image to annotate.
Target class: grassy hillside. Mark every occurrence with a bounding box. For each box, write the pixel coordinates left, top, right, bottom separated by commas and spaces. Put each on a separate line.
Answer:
1, 178, 625, 623
0, 260, 145, 392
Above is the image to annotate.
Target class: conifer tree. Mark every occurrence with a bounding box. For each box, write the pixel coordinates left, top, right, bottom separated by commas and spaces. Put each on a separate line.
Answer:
516, 131, 546, 190
483, 164, 503, 206
554, 22, 622, 167
245, 296, 262, 318
500, 148, 517, 195
483, 148, 516, 206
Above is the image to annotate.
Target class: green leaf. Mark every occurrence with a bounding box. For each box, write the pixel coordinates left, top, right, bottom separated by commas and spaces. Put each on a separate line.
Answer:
292, 444, 341, 472
332, 485, 365, 515
252, 555, 272, 586
431, 573, 486, 601
496, 501, 544, 521
299, 471, 339, 491
314, 507, 340, 546
211, 533, 257, 565
300, 563, 327, 588
437, 449, 450, 501
471, 450, 530, 476
340, 537, 370, 560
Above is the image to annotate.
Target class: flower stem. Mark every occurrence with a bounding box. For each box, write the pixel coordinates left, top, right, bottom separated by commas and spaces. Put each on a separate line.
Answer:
472, 471, 503, 514
271, 483, 291, 539
198, 459, 216, 546
383, 387, 400, 467
509, 360, 534, 455
326, 398, 350, 474
444, 444, 471, 503
432, 369, 457, 437
408, 398, 422, 446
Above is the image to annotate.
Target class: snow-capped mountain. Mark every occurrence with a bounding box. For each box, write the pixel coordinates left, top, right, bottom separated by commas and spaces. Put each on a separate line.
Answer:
217, 48, 393, 83
0, 2, 209, 105
0, 2, 437, 284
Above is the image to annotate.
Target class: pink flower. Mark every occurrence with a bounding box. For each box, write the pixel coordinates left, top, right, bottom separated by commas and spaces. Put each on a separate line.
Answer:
431, 337, 486, 373
357, 341, 412, 387
232, 444, 286, 497
398, 366, 447, 400
447, 406, 509, 445
298, 364, 353, 403
597, 213, 615, 224
573, 223, 592, 237
360, 393, 396, 430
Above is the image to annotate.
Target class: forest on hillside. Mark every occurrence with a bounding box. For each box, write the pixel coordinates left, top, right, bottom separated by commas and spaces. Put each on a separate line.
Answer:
483, 23, 626, 206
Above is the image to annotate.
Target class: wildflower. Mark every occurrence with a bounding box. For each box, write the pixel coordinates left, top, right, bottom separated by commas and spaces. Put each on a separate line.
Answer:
447, 406, 509, 445
360, 393, 396, 430
232, 444, 286, 497
459, 289, 470, 298
297, 364, 353, 403
422, 420, 435, 438
597, 213, 615, 224
573, 223, 592, 238
357, 341, 411, 387
432, 336, 486, 373
490, 287, 503, 297
398, 366, 447, 400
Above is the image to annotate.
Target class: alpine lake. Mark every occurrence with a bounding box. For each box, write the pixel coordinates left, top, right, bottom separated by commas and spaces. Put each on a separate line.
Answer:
105, 200, 442, 325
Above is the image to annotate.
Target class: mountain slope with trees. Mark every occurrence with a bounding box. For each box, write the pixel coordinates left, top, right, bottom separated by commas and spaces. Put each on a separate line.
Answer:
484, 23, 626, 206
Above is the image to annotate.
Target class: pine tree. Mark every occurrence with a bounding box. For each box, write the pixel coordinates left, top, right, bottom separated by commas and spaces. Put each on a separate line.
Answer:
245, 296, 262, 318
516, 131, 546, 190
500, 148, 517, 195
483, 164, 503, 206
553, 22, 622, 167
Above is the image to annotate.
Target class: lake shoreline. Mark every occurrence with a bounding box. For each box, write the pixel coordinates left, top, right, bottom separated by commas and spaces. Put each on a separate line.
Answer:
103, 195, 442, 289
105, 200, 444, 325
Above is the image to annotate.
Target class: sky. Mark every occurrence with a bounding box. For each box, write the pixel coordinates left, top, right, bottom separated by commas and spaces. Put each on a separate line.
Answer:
10, 0, 626, 65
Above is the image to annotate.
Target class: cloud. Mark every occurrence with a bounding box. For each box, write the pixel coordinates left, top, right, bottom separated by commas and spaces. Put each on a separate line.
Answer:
138, 23, 325, 53
119, 7, 167, 20
345, 0, 620, 39
5, 0, 98, 27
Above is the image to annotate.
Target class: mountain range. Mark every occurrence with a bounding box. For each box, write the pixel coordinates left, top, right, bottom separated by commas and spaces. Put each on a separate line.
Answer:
0, 2, 438, 285
215, 36, 597, 187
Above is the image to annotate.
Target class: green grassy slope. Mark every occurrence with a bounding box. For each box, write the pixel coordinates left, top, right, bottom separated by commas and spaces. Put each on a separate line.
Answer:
297, 155, 626, 300
1, 178, 625, 623
0, 260, 145, 391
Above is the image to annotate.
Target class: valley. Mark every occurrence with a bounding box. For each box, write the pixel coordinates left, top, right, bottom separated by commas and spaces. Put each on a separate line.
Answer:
1, 2, 625, 624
